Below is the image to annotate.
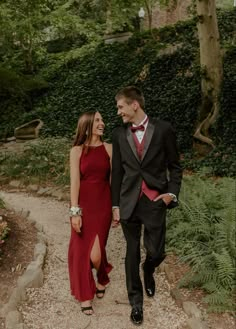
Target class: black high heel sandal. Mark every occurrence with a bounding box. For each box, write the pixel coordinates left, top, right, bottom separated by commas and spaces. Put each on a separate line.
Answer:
81, 306, 94, 315
96, 288, 105, 299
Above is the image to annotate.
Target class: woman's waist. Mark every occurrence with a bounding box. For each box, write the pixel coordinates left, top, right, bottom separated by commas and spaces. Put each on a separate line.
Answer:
81, 178, 110, 183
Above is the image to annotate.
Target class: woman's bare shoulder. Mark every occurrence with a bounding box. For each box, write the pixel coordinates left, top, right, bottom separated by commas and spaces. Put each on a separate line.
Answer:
103, 141, 112, 148
103, 142, 112, 157
70, 145, 83, 158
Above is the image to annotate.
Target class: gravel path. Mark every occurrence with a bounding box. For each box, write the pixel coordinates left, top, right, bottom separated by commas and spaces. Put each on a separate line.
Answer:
0, 191, 187, 329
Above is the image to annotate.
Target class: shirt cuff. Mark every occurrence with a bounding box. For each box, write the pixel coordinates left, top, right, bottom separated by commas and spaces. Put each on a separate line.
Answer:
112, 206, 120, 210
167, 193, 177, 202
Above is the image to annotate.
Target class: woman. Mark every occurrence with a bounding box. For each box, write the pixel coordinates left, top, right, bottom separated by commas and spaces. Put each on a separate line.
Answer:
68, 111, 113, 315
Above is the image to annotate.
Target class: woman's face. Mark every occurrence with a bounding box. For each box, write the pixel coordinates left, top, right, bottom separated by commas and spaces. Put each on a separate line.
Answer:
92, 112, 105, 136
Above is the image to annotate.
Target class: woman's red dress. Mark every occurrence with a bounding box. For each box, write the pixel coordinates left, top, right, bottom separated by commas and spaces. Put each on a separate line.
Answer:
68, 144, 112, 301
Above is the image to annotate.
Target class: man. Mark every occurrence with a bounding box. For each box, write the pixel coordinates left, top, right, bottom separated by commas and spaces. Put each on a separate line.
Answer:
111, 86, 182, 325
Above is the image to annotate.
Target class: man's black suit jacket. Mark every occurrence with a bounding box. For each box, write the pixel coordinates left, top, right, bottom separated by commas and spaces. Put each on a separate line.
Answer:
111, 118, 182, 220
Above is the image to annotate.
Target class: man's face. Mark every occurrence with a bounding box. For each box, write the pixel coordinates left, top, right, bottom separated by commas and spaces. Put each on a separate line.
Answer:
116, 97, 137, 124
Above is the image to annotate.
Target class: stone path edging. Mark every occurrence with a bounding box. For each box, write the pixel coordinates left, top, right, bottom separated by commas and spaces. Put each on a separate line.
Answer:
1, 182, 209, 329
0, 207, 47, 329
159, 264, 208, 329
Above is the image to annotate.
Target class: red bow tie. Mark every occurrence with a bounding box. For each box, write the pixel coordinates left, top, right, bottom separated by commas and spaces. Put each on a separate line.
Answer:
130, 117, 149, 133
131, 125, 145, 132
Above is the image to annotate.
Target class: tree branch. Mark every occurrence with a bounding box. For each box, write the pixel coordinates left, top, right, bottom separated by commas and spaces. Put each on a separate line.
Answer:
193, 113, 215, 147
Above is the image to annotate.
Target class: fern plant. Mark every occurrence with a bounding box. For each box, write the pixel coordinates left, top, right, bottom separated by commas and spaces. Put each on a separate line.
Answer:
167, 175, 236, 312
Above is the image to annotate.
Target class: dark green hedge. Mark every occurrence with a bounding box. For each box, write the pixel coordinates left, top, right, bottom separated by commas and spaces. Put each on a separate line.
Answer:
20, 43, 200, 153
0, 9, 235, 176
218, 47, 236, 147
0, 68, 48, 139
18, 15, 202, 150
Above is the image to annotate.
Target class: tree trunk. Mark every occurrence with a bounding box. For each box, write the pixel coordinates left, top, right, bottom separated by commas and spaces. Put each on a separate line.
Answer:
144, 0, 153, 30
105, 1, 113, 34
194, 0, 223, 149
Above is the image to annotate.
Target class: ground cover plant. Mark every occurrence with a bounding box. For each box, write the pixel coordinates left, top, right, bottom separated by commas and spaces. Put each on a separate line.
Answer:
0, 138, 70, 185
0, 199, 10, 255
167, 175, 236, 313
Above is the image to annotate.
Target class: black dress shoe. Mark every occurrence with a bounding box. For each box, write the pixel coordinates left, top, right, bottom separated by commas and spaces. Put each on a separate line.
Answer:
130, 306, 143, 325
143, 267, 155, 297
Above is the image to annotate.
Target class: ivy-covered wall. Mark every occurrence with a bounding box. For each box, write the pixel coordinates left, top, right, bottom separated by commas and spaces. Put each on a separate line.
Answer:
24, 42, 201, 153
14, 18, 201, 145
0, 9, 235, 175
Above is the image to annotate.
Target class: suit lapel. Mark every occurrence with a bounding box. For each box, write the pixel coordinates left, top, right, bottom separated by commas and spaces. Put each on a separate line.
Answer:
126, 128, 140, 162
141, 120, 155, 161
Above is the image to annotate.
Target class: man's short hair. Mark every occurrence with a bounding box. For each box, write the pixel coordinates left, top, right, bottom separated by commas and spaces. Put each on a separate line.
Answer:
115, 86, 145, 109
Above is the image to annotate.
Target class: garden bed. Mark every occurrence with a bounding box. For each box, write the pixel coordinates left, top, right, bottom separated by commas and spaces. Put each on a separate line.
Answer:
0, 208, 37, 329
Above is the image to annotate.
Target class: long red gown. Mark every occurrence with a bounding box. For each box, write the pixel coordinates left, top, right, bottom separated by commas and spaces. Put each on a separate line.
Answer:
68, 144, 113, 302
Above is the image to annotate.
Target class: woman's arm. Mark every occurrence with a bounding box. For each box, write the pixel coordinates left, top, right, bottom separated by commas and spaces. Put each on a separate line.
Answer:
104, 142, 112, 183
70, 146, 83, 233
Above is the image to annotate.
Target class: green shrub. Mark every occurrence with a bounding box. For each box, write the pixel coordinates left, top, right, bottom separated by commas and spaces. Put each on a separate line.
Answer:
0, 9, 235, 176
18, 10, 234, 154
0, 198, 10, 253
167, 175, 236, 312
181, 145, 236, 177
0, 138, 70, 185
0, 220, 10, 250
0, 67, 48, 139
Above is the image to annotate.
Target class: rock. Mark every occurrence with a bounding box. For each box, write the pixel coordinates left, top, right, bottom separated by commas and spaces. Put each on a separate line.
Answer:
183, 301, 202, 318
37, 232, 47, 243
9, 180, 21, 188
5, 310, 22, 329
27, 184, 39, 192
186, 317, 208, 329
34, 243, 47, 260
170, 287, 184, 308
35, 222, 43, 232
0, 287, 26, 317
0, 176, 10, 184
27, 217, 36, 225
164, 263, 176, 283
62, 191, 70, 201
158, 262, 166, 272
37, 187, 51, 196
14, 119, 43, 140
17, 266, 43, 289
49, 189, 65, 200
0, 214, 7, 221
6, 137, 16, 142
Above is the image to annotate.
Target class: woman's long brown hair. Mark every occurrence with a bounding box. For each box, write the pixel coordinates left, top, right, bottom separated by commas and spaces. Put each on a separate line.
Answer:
73, 111, 102, 149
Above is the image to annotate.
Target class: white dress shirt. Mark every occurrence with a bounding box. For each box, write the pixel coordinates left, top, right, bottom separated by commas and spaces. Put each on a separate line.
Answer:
132, 115, 148, 143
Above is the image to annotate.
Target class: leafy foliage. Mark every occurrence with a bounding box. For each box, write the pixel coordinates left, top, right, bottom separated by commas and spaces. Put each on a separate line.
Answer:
19, 20, 202, 152
0, 221, 10, 249
0, 138, 70, 185
0, 7, 235, 176
18, 9, 234, 156
181, 44, 236, 177
0, 67, 48, 139
0, 198, 10, 253
167, 175, 236, 312
0, 198, 5, 209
